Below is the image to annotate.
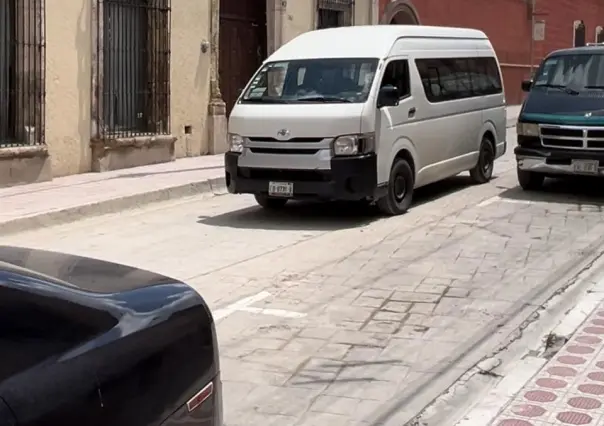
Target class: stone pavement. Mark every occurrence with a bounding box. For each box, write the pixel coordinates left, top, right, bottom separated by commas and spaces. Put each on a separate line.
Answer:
4, 123, 604, 426
491, 301, 604, 426
0, 105, 523, 236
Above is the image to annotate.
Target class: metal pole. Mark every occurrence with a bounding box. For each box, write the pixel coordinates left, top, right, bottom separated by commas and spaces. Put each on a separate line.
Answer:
529, 0, 536, 76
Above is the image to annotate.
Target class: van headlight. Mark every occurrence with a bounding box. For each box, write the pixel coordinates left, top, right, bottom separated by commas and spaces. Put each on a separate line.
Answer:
333, 134, 375, 156
516, 122, 540, 137
228, 134, 244, 152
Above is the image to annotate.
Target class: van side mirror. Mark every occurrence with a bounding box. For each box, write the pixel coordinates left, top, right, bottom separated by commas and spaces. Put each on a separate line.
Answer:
521, 79, 533, 92
377, 85, 399, 108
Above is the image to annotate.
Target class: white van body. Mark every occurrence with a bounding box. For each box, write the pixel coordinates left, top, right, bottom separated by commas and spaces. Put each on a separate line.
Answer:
225, 25, 507, 214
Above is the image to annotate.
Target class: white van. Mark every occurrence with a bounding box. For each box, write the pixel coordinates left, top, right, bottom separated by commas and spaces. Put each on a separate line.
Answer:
225, 25, 507, 215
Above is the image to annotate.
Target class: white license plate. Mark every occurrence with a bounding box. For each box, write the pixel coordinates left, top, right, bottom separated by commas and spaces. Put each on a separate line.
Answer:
572, 160, 599, 175
268, 181, 293, 197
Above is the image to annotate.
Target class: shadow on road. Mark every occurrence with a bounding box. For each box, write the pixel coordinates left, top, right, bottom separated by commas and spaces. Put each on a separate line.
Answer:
197, 174, 476, 231
498, 176, 604, 208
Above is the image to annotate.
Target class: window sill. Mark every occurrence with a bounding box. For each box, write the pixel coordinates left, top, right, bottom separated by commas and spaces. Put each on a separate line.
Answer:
91, 134, 176, 149
0, 145, 48, 159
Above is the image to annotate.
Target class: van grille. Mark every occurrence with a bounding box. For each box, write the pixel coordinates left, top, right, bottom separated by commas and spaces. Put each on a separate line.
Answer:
539, 124, 604, 150
247, 137, 324, 143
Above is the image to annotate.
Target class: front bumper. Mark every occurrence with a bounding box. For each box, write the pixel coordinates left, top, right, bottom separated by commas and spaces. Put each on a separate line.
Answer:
224, 152, 378, 201
514, 146, 604, 176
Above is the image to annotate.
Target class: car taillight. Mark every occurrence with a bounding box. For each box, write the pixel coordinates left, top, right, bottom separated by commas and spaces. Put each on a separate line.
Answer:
186, 381, 214, 412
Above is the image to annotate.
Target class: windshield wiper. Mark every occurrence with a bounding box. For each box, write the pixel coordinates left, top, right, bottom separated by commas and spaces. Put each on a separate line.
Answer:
294, 96, 352, 103
533, 83, 580, 95
584, 85, 604, 89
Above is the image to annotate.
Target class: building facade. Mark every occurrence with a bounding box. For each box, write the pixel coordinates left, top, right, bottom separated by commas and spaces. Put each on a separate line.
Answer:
379, 0, 604, 104
0, 0, 375, 187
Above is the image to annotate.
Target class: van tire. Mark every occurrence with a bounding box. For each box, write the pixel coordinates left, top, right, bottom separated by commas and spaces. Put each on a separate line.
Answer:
469, 137, 495, 184
377, 158, 414, 216
517, 168, 545, 191
254, 194, 288, 209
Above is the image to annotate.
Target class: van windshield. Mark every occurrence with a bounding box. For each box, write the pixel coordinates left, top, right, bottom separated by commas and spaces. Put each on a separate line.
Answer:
533, 53, 604, 92
241, 58, 379, 104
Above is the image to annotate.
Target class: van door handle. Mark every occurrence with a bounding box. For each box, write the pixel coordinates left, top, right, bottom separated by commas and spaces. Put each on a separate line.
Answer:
408, 107, 416, 117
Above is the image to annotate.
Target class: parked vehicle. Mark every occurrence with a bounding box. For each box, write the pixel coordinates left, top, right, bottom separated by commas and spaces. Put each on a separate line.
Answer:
0, 246, 222, 426
515, 43, 604, 190
224, 25, 507, 215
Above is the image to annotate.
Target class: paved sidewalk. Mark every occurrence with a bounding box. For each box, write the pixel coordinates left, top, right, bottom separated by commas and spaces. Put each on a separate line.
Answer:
0, 105, 522, 235
491, 302, 604, 426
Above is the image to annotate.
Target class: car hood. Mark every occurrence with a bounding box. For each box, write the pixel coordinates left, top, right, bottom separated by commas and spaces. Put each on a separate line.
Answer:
521, 89, 604, 125
229, 103, 367, 138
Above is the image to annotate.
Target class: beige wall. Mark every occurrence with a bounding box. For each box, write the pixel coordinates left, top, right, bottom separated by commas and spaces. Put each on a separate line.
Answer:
45, 0, 92, 176
271, 0, 377, 49
44, 0, 211, 177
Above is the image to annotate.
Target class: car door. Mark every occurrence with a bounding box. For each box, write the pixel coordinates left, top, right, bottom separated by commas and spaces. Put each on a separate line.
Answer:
375, 57, 422, 186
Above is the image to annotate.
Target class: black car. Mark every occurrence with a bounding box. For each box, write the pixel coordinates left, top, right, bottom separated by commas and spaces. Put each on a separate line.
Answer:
0, 246, 222, 426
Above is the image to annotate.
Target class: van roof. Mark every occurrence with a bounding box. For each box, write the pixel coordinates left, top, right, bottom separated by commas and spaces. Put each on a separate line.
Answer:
267, 25, 489, 62
548, 45, 604, 57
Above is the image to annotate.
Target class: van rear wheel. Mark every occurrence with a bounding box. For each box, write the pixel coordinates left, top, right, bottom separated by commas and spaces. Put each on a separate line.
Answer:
254, 194, 288, 209
377, 158, 414, 216
470, 137, 495, 184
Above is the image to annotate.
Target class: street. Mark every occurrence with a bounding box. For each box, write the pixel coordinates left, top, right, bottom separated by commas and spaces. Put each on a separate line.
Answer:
4, 126, 604, 426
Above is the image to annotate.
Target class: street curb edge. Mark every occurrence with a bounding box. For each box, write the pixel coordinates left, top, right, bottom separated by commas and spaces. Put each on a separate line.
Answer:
0, 177, 228, 236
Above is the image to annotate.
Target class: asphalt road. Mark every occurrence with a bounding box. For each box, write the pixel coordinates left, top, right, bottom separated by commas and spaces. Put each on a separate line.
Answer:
4, 127, 604, 425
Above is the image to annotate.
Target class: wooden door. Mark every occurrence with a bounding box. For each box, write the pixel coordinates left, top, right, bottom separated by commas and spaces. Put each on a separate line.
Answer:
219, 0, 267, 116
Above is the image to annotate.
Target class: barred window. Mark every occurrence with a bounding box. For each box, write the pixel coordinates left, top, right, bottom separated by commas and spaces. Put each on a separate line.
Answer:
97, 0, 171, 139
0, 0, 46, 147
317, 0, 354, 29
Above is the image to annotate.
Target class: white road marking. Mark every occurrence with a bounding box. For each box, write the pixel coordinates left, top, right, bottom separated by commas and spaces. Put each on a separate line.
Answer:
456, 357, 546, 426
240, 306, 307, 318
212, 291, 306, 321
213, 291, 271, 321
477, 196, 534, 207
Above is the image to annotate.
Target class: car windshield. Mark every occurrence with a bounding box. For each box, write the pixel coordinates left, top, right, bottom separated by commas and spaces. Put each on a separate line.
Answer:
240, 58, 379, 104
533, 53, 604, 91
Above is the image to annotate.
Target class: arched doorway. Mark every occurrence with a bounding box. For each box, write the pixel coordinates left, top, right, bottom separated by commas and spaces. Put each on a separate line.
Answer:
380, 0, 420, 25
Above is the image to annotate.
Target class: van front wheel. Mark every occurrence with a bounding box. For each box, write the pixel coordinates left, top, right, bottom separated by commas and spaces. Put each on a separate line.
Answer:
377, 158, 414, 216
470, 137, 495, 184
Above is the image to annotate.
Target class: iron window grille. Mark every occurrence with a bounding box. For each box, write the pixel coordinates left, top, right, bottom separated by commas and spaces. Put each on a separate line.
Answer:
0, 0, 46, 148
317, 0, 355, 29
96, 0, 171, 139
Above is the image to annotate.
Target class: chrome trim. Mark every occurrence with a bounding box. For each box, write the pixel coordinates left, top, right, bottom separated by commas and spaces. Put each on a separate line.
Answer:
516, 156, 604, 176
539, 123, 604, 151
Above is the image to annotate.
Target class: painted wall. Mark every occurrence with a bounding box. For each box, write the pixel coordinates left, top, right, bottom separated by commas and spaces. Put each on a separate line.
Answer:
379, 0, 604, 104
44, 0, 212, 177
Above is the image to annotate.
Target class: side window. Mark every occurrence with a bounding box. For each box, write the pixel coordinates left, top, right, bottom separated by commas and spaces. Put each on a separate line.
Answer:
467, 57, 503, 96
483, 57, 503, 94
415, 58, 460, 102
379, 60, 411, 99
453, 58, 473, 98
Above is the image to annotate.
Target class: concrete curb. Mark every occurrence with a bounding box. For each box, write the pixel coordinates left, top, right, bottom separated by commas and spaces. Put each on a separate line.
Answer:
0, 177, 228, 236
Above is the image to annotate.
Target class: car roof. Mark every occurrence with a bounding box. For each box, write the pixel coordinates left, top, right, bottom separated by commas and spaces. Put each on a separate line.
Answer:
548, 45, 604, 57
267, 25, 489, 61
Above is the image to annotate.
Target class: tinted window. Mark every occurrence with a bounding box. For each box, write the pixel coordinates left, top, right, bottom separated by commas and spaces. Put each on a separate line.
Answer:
415, 57, 502, 102
379, 59, 411, 99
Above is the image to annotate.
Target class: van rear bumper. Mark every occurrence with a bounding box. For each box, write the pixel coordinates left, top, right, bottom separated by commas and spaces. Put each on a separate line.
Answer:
224, 152, 378, 201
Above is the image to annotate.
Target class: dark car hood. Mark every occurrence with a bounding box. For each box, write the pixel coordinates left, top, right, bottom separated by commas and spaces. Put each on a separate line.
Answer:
0, 245, 175, 294
521, 89, 604, 125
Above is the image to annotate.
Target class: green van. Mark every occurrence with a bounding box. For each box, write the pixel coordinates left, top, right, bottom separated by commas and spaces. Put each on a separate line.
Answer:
515, 44, 604, 190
